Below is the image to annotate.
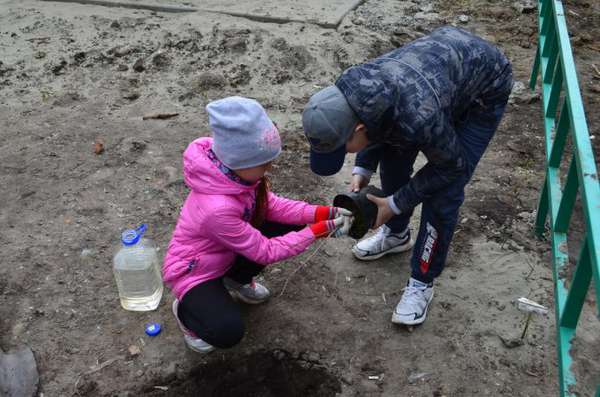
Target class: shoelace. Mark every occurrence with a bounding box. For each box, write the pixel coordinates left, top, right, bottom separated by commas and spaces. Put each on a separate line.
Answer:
362, 226, 388, 249
400, 285, 426, 307
375, 225, 394, 250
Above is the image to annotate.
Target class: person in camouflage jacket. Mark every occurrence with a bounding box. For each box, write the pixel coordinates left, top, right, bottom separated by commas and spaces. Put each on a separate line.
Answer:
302, 26, 513, 325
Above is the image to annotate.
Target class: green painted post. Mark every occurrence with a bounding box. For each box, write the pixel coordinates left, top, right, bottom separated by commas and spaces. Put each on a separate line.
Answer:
560, 239, 592, 328
540, 0, 553, 36
531, 0, 600, 395
556, 0, 600, 315
548, 101, 570, 167
542, 26, 556, 58
554, 157, 578, 233
545, 63, 563, 118
535, 178, 549, 237
550, 230, 575, 396
544, 36, 559, 85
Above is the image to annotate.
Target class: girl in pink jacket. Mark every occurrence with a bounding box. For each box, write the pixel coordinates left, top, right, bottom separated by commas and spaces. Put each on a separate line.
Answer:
163, 96, 351, 353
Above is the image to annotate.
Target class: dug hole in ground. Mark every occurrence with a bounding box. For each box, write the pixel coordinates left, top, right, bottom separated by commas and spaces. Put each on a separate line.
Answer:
0, 0, 599, 395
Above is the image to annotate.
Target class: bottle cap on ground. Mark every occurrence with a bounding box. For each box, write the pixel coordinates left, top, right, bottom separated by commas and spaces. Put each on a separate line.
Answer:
145, 322, 161, 336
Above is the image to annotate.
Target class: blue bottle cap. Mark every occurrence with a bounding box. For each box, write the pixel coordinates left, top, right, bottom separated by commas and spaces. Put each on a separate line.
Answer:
145, 322, 161, 336
121, 224, 148, 246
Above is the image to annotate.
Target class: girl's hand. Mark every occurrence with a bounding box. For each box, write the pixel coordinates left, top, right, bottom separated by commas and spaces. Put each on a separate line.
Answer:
366, 194, 395, 229
309, 217, 345, 238
314, 206, 353, 222
333, 214, 354, 237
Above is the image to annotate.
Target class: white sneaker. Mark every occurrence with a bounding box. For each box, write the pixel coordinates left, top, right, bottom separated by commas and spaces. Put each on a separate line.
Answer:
391, 278, 434, 325
352, 225, 413, 261
224, 277, 271, 304
172, 300, 215, 353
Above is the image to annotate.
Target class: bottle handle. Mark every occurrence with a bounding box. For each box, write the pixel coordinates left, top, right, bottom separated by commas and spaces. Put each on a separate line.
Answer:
136, 224, 147, 238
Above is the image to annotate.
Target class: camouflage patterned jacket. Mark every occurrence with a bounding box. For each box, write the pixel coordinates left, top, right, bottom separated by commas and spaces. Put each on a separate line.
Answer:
335, 26, 513, 213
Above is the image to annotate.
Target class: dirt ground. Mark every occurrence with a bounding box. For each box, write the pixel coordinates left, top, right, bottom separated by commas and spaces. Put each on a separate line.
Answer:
1, 0, 599, 396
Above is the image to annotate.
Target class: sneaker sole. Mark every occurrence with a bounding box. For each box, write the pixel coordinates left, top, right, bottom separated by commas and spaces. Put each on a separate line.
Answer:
227, 289, 270, 305
188, 347, 215, 354
391, 289, 434, 326
352, 239, 414, 261
184, 336, 215, 354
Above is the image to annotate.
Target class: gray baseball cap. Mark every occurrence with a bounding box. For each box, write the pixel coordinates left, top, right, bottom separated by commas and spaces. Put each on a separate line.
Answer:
302, 85, 359, 176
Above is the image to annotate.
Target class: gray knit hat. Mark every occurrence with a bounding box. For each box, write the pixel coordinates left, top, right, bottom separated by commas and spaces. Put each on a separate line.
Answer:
207, 96, 281, 170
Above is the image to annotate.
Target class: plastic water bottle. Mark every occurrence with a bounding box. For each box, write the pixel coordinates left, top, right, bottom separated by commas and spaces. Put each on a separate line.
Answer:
113, 224, 163, 311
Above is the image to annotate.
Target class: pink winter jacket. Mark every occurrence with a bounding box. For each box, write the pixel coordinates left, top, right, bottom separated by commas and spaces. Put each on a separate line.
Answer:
163, 137, 318, 300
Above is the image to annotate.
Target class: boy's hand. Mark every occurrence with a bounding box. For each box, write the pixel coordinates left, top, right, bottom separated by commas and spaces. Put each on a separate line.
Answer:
367, 194, 394, 229
350, 174, 368, 192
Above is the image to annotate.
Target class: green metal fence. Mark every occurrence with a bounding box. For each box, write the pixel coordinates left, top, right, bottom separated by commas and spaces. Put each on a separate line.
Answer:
530, 0, 600, 395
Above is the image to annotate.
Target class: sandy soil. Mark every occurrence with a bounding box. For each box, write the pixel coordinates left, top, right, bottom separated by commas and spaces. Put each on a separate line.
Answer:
0, 0, 599, 396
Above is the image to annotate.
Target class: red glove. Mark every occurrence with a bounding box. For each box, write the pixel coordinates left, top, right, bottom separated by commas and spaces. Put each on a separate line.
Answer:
314, 206, 353, 222
309, 217, 344, 238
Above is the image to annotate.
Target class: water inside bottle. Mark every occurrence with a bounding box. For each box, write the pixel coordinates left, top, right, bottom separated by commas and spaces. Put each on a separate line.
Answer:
113, 238, 163, 311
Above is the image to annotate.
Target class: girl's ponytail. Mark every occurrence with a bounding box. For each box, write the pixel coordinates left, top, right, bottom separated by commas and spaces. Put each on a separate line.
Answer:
251, 176, 271, 228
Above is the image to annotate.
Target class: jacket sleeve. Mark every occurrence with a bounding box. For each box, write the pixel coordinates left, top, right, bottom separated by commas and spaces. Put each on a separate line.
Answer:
354, 143, 384, 175
205, 205, 316, 265
391, 113, 467, 213
266, 191, 317, 225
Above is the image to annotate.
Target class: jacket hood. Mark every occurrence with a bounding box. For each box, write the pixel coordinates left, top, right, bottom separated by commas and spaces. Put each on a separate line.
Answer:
335, 62, 400, 138
183, 137, 258, 195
